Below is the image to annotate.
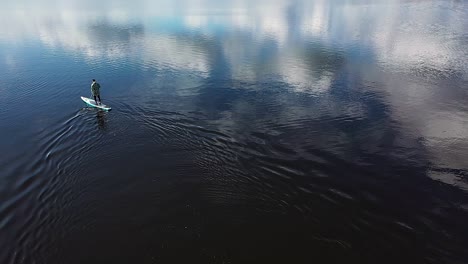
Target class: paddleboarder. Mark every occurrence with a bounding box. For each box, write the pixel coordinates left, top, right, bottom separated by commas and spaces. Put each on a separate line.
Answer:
91, 79, 101, 104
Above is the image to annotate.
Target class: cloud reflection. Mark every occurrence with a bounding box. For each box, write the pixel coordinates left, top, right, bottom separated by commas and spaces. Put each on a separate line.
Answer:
1, 0, 466, 80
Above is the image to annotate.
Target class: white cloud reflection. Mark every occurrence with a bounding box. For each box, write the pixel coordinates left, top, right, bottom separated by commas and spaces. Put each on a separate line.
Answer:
142, 35, 210, 76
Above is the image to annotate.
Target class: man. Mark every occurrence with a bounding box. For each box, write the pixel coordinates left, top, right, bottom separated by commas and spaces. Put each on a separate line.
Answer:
91, 79, 102, 104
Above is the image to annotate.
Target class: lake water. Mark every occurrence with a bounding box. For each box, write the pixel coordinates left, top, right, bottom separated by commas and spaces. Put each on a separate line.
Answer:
1, 0, 468, 263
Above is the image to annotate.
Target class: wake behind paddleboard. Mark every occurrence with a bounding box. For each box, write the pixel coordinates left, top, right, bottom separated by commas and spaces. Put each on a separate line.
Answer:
81, 96, 112, 111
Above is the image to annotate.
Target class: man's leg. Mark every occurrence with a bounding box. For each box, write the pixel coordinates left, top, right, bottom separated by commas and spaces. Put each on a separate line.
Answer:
98, 95, 101, 103
94, 96, 98, 104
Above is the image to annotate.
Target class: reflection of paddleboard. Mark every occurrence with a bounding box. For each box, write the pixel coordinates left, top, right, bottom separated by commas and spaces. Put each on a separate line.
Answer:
81, 96, 112, 111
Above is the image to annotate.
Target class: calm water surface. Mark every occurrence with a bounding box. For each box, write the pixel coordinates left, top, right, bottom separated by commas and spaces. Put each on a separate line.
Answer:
1, 0, 468, 263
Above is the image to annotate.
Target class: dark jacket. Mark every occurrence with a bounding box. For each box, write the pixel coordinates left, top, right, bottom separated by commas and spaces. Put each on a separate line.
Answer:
91, 82, 101, 96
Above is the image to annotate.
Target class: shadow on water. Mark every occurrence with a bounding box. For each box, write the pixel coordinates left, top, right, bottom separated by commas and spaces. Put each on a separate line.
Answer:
95, 110, 108, 131
79, 107, 109, 130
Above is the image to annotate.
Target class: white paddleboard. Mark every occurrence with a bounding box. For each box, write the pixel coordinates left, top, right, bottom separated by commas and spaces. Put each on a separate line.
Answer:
81, 96, 112, 111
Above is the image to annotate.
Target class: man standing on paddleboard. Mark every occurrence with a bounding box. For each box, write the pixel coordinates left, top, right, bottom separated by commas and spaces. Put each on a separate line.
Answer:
91, 79, 102, 104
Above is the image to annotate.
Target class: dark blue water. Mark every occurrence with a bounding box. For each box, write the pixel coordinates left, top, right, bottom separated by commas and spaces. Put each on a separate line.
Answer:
1, 0, 468, 263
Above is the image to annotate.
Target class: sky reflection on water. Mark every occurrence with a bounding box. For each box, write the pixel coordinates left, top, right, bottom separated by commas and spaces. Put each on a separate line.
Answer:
1, 0, 467, 189
1, 1, 468, 263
